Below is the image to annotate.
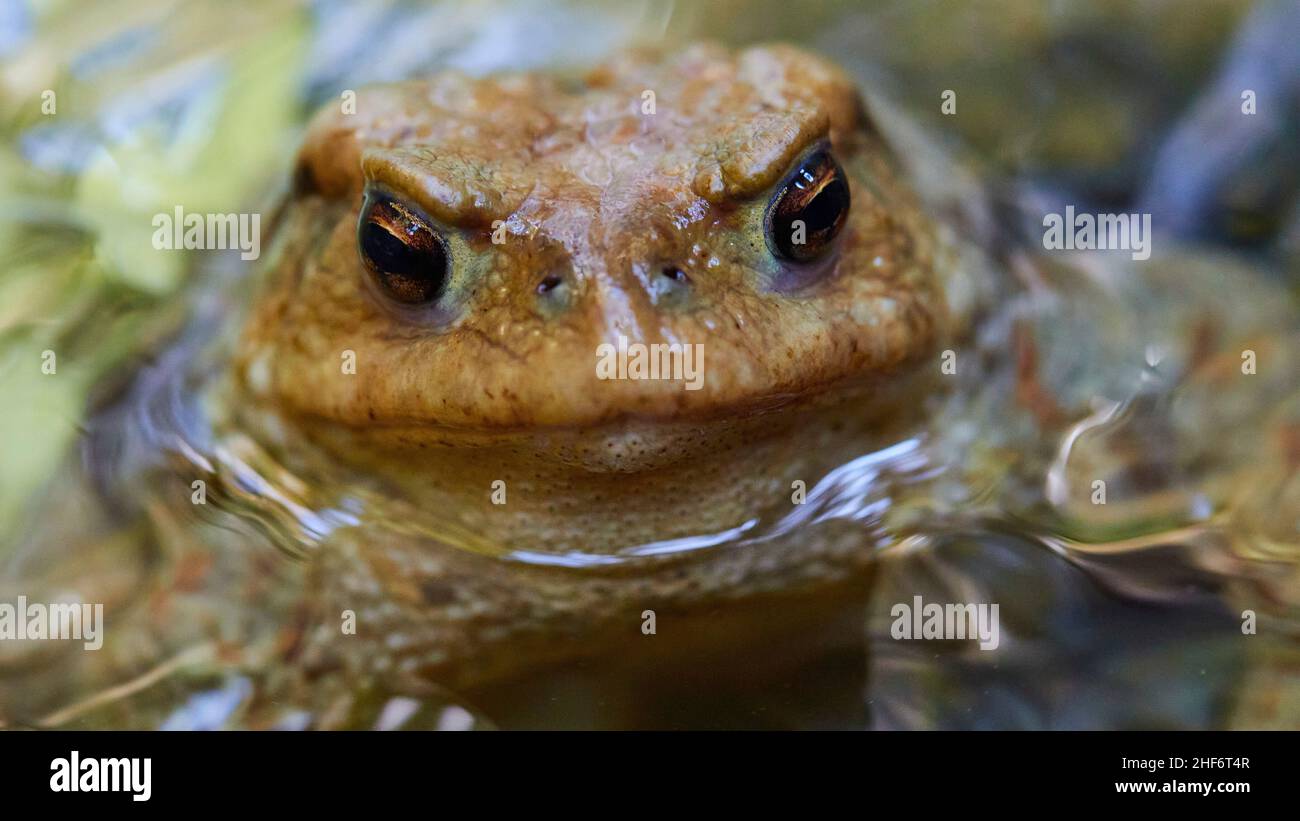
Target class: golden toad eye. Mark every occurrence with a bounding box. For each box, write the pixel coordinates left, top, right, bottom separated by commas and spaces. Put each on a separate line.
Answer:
357, 193, 450, 305
764, 149, 851, 264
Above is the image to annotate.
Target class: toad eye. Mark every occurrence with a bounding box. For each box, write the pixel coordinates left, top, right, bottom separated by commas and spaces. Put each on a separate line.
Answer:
357, 193, 450, 305
765, 149, 850, 264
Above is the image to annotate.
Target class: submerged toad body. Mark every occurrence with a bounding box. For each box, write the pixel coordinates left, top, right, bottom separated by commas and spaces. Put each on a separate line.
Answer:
227, 44, 953, 695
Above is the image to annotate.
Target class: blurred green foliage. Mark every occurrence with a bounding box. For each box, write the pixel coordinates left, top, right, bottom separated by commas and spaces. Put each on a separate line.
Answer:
0, 0, 307, 542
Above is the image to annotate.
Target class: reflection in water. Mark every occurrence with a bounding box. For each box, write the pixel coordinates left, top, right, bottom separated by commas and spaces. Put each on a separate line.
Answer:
869, 530, 1244, 730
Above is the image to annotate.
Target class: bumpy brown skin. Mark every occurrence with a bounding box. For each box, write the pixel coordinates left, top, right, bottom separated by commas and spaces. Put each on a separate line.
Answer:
230, 44, 950, 696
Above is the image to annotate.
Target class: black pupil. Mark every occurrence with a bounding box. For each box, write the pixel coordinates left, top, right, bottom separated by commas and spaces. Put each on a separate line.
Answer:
768, 152, 850, 263
358, 197, 448, 304
799, 177, 848, 235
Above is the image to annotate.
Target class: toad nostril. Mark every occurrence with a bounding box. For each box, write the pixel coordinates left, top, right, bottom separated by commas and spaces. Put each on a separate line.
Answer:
661, 266, 689, 283
535, 272, 571, 318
